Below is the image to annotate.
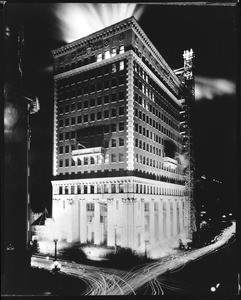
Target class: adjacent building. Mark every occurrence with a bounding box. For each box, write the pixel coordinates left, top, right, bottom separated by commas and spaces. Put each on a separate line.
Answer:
50, 16, 195, 254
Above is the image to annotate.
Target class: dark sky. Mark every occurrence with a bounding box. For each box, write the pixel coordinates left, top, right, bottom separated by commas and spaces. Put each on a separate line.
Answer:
4, 3, 238, 213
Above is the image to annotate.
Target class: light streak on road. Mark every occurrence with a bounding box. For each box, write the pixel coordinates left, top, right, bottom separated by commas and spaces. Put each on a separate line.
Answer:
31, 222, 235, 295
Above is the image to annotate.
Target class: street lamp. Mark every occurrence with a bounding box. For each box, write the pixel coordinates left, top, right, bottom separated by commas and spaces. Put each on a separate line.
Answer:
114, 225, 117, 254
144, 240, 149, 259
53, 238, 58, 262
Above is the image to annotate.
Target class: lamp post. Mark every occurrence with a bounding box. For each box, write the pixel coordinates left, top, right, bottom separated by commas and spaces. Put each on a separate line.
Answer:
144, 240, 149, 259
53, 238, 58, 262
114, 225, 117, 254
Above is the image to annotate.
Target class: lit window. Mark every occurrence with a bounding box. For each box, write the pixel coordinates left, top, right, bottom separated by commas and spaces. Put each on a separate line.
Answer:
97, 53, 102, 62
111, 48, 117, 57
119, 60, 124, 70
119, 45, 124, 54
105, 50, 110, 59
112, 63, 117, 73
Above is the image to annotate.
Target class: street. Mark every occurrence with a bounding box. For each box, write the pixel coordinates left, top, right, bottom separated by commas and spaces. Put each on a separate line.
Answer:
32, 222, 236, 295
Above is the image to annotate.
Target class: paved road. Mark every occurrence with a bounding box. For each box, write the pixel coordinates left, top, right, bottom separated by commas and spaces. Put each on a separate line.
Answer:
32, 222, 235, 295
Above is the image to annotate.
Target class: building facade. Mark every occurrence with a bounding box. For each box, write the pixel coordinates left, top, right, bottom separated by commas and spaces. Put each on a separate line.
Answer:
51, 17, 194, 254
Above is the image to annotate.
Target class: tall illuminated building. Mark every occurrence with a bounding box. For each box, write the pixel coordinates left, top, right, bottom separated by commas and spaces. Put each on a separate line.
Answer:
51, 16, 195, 254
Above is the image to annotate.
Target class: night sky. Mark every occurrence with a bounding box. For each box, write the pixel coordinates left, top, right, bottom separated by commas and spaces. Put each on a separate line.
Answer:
4, 3, 238, 214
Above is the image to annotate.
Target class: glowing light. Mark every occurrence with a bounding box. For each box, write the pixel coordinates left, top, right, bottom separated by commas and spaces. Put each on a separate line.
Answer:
210, 286, 216, 292
54, 3, 145, 43
216, 283, 220, 288
4, 104, 18, 133
195, 76, 235, 101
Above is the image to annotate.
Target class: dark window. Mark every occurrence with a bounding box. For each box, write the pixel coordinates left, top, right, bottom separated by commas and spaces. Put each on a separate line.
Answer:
65, 104, 70, 113
119, 91, 124, 100
119, 138, 124, 146
111, 139, 116, 147
65, 159, 69, 167
71, 117, 75, 125
59, 160, 63, 167
111, 94, 117, 102
90, 113, 95, 121
77, 102, 82, 110
119, 106, 124, 115
65, 118, 69, 126
84, 100, 88, 108
111, 108, 116, 117
119, 122, 124, 131
104, 125, 109, 133
77, 116, 82, 123
90, 99, 95, 107
59, 106, 64, 114
71, 131, 75, 139
119, 76, 125, 85
104, 95, 109, 104
97, 111, 102, 120
97, 82, 102, 90
59, 133, 63, 140
104, 110, 109, 118
71, 159, 75, 166
104, 80, 109, 89
90, 84, 95, 93
59, 146, 63, 154
59, 119, 63, 127
97, 97, 102, 105
111, 78, 117, 87
111, 124, 116, 132
65, 145, 69, 153
84, 115, 88, 123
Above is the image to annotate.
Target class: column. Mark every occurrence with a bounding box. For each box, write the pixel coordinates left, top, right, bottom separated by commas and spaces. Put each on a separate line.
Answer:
173, 200, 177, 237
107, 201, 114, 246
159, 199, 163, 243
149, 200, 155, 247
127, 202, 134, 249
71, 200, 79, 242
80, 200, 87, 243
66, 201, 73, 243
140, 199, 145, 252
94, 202, 101, 245
166, 199, 171, 239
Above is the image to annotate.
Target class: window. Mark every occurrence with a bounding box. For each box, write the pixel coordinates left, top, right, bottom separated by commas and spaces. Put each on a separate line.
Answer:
104, 110, 109, 119
65, 118, 69, 126
65, 159, 69, 167
84, 157, 88, 165
71, 131, 75, 139
90, 98, 95, 107
119, 45, 124, 54
119, 153, 124, 162
111, 108, 116, 117
71, 159, 75, 166
87, 203, 95, 211
65, 104, 70, 113
90, 185, 95, 193
104, 95, 109, 104
119, 183, 124, 193
90, 157, 95, 164
105, 50, 110, 59
119, 122, 124, 131
119, 91, 124, 100
119, 76, 125, 85
111, 124, 116, 132
111, 154, 116, 163
144, 202, 149, 212
112, 63, 117, 73
59, 160, 63, 167
90, 113, 95, 121
111, 48, 117, 57
119, 60, 124, 70
84, 115, 88, 123
111, 139, 116, 147
119, 138, 124, 146
97, 111, 102, 120
104, 125, 109, 133
71, 186, 75, 194
77, 158, 81, 166
84, 100, 88, 108
154, 202, 158, 211
71, 103, 75, 111
111, 184, 116, 193
111, 93, 117, 102
97, 97, 102, 105
65, 132, 69, 140
77, 102, 82, 110
59, 186, 63, 194
97, 53, 102, 62
111, 78, 117, 87
65, 145, 69, 153
59, 119, 63, 127
77, 116, 82, 124
59, 146, 63, 154
104, 80, 109, 89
